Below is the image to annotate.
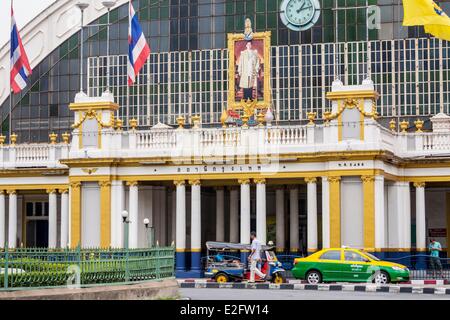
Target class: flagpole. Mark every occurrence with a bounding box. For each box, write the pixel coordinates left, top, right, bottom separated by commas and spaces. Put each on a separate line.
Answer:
9, 0, 13, 141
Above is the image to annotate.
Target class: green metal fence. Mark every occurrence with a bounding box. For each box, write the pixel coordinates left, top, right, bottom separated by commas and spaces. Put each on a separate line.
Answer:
0, 246, 175, 289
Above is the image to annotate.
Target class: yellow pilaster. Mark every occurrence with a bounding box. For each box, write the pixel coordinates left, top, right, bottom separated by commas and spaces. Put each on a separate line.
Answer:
70, 182, 82, 248
99, 181, 112, 248
362, 175, 375, 250
328, 176, 341, 247
447, 193, 450, 257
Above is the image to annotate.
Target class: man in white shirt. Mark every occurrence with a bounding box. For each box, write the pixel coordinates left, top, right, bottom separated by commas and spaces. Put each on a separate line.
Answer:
238, 41, 260, 101
248, 231, 266, 282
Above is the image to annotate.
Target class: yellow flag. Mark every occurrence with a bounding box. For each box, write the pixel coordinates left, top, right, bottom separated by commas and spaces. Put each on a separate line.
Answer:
403, 0, 450, 41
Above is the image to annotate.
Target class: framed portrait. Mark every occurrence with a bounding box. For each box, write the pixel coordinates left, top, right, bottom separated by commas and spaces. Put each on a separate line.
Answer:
227, 31, 271, 112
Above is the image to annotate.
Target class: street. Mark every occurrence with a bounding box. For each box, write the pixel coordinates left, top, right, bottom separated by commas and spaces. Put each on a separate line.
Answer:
180, 288, 450, 300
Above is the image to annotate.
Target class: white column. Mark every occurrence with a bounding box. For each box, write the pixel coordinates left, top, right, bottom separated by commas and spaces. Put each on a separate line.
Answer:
321, 177, 330, 249
190, 180, 201, 251
414, 182, 426, 250
171, 189, 176, 245
275, 188, 285, 252
175, 180, 186, 251
215, 187, 225, 242
374, 176, 385, 250
8, 191, 17, 248
239, 179, 251, 244
255, 179, 266, 244
229, 187, 239, 243
60, 189, 69, 248
128, 181, 139, 249
48, 189, 57, 248
403, 182, 411, 249
306, 178, 318, 253
289, 187, 299, 252
0, 191, 5, 248
160, 187, 167, 246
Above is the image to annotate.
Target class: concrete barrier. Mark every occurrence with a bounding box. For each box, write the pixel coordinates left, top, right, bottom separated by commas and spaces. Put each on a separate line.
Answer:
0, 279, 179, 300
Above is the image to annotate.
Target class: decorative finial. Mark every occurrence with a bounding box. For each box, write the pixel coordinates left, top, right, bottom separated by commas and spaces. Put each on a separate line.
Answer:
244, 17, 254, 41
191, 115, 201, 129
307, 112, 316, 125
400, 120, 409, 133
389, 119, 396, 132
414, 119, 424, 133
10, 133, 17, 145
176, 116, 185, 129
49, 132, 58, 144
129, 118, 138, 130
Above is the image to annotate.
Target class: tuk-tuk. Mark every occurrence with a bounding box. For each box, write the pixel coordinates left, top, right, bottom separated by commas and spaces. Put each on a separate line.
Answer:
204, 241, 286, 284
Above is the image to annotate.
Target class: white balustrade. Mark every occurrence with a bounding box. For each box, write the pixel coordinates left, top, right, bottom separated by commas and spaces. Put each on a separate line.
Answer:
136, 130, 177, 149
421, 132, 450, 151
15, 144, 50, 163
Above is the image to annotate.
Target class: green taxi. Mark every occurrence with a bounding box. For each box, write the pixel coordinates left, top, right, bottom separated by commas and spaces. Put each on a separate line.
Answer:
292, 248, 410, 284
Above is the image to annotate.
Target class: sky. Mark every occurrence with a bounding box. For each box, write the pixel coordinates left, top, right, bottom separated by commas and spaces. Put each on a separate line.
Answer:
0, 0, 55, 47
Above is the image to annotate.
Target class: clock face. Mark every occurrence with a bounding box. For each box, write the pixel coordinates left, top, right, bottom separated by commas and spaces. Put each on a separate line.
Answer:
280, 0, 321, 32
286, 0, 315, 26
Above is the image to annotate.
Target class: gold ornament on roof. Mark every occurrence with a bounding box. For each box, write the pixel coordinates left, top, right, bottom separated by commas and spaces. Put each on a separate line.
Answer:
71, 109, 112, 129
389, 119, 396, 132
242, 98, 258, 119
414, 119, 424, 133
256, 112, 265, 127
129, 118, 138, 130
0, 135, 6, 146
62, 132, 70, 144
115, 118, 123, 131
307, 112, 316, 125
191, 115, 201, 129
10, 133, 17, 145
49, 132, 58, 144
400, 120, 409, 133
177, 116, 185, 129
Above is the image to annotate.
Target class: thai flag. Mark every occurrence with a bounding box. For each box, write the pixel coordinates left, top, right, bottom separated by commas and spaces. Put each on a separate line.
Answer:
10, 3, 32, 94
128, 1, 150, 86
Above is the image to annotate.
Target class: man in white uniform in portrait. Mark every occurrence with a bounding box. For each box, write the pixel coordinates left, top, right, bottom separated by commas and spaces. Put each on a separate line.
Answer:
238, 40, 260, 101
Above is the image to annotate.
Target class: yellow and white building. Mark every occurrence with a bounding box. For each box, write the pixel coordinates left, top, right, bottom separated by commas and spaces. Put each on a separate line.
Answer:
0, 78, 449, 277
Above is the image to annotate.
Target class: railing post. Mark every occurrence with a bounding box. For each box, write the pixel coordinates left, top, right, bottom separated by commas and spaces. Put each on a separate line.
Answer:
49, 144, 56, 163
77, 245, 82, 286
129, 129, 137, 151
9, 145, 16, 168
155, 249, 161, 280
307, 124, 315, 144
125, 249, 130, 282
415, 133, 424, 152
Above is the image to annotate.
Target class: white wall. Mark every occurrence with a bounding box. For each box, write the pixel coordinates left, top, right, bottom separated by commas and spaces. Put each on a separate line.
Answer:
81, 182, 100, 247
340, 177, 363, 248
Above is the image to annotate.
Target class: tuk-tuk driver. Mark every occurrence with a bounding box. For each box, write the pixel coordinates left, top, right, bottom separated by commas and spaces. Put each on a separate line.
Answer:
248, 231, 267, 282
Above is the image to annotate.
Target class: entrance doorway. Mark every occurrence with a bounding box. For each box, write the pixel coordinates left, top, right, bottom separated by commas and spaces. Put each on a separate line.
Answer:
25, 201, 49, 247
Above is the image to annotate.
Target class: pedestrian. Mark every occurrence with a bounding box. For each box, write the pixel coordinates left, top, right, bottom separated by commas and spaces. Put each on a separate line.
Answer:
428, 239, 443, 278
248, 231, 266, 283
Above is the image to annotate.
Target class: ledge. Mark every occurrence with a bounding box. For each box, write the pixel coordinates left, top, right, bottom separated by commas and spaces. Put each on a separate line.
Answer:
0, 279, 178, 300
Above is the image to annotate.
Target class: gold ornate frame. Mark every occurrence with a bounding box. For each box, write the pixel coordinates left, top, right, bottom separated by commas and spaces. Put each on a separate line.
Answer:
227, 31, 271, 113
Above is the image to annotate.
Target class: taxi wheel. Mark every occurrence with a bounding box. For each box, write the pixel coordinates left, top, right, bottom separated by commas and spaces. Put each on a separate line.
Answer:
272, 273, 285, 284
215, 273, 230, 283
373, 271, 390, 284
306, 270, 322, 284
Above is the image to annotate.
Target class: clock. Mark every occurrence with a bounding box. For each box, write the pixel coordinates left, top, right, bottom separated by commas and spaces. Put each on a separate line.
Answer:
280, 0, 321, 32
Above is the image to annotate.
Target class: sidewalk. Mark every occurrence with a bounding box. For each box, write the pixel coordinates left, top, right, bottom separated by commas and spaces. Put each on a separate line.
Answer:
178, 279, 450, 296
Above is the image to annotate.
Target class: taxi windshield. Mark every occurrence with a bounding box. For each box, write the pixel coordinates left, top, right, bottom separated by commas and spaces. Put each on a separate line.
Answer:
363, 252, 381, 261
